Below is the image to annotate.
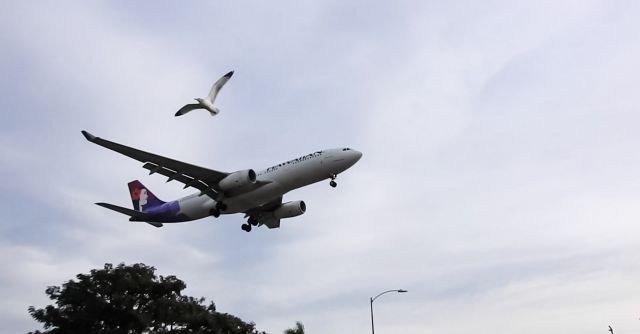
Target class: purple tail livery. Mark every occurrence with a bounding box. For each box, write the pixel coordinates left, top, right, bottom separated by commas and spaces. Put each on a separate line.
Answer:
127, 180, 165, 212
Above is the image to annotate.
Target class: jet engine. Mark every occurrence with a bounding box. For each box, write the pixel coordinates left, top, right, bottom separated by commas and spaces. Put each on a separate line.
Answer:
273, 200, 306, 219
218, 169, 256, 191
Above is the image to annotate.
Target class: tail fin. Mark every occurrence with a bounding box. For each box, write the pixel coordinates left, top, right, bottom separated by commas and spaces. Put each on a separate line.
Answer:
127, 180, 165, 212
209, 107, 220, 116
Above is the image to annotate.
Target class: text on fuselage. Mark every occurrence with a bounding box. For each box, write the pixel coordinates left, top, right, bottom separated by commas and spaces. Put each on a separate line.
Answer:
259, 151, 323, 175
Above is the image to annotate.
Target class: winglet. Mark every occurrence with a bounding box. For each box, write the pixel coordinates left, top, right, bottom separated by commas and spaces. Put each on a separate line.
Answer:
81, 130, 97, 142
224, 70, 234, 79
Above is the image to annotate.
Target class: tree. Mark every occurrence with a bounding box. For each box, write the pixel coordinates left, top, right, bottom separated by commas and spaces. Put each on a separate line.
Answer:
283, 321, 305, 334
28, 263, 265, 334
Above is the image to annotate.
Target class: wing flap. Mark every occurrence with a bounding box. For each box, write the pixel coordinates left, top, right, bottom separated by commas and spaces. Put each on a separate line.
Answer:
244, 196, 283, 229
142, 163, 219, 199
261, 216, 281, 229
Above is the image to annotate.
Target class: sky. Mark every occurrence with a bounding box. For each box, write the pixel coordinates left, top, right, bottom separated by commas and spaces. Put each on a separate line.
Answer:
1, 0, 640, 333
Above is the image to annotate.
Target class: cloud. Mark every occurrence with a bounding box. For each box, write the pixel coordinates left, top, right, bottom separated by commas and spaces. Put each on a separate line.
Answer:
2, 1, 640, 333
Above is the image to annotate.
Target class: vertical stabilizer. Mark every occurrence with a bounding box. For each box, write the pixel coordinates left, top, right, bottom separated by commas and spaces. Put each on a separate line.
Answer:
127, 180, 165, 212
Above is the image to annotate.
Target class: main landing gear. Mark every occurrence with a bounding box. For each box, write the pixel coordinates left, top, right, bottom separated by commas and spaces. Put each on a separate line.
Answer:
241, 217, 259, 232
329, 174, 338, 188
210, 201, 228, 218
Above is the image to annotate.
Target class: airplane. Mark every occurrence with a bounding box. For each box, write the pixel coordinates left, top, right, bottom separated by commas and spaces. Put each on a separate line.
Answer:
81, 130, 362, 231
175, 71, 233, 117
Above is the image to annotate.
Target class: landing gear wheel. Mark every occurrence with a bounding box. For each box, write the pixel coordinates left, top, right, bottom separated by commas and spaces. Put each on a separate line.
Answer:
248, 217, 258, 226
329, 174, 337, 188
241, 223, 252, 232
216, 202, 227, 211
210, 208, 220, 218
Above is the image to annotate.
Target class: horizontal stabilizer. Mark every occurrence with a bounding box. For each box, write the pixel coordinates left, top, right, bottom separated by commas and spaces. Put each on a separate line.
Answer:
96, 203, 163, 228
96, 202, 145, 217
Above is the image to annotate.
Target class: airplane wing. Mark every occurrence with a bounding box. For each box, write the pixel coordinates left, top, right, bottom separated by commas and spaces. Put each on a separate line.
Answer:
82, 131, 228, 197
244, 196, 282, 229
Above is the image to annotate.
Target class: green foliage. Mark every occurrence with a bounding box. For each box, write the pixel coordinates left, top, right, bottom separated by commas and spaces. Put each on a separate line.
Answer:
283, 321, 305, 334
28, 263, 265, 334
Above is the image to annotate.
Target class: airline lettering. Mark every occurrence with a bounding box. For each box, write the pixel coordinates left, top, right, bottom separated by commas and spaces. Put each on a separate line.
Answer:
261, 151, 323, 174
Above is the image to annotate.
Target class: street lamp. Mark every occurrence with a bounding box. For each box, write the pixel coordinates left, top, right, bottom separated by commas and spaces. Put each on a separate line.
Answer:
370, 289, 407, 334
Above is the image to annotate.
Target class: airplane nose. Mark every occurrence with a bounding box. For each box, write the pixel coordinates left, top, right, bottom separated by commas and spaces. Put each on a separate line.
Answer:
352, 150, 363, 162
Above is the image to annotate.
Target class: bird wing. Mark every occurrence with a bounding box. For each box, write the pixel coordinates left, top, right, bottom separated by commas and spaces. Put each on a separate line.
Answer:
206, 70, 234, 103
175, 103, 202, 116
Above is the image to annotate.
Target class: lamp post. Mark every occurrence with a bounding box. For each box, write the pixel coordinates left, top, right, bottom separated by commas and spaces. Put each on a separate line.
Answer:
370, 289, 407, 334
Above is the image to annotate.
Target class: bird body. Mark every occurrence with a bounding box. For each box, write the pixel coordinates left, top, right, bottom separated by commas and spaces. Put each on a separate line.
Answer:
175, 71, 233, 117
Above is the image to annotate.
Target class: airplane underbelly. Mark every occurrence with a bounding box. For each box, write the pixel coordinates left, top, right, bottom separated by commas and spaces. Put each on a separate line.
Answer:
222, 159, 328, 214
178, 196, 214, 219
225, 182, 286, 213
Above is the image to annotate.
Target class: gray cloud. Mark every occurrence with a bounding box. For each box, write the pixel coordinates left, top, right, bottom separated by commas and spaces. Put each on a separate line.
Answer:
1, 1, 640, 333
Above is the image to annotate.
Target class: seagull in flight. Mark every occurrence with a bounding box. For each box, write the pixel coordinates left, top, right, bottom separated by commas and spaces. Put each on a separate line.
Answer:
175, 71, 234, 117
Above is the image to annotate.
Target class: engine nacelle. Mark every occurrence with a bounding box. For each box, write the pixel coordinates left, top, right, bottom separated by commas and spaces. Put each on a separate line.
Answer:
218, 169, 256, 191
273, 200, 306, 219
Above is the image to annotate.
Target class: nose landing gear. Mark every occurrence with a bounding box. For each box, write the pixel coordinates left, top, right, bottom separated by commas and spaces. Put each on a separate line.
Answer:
329, 174, 338, 188
241, 223, 252, 232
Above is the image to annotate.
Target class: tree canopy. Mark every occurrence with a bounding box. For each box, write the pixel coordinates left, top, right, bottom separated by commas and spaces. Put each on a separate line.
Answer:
283, 321, 305, 334
28, 263, 266, 334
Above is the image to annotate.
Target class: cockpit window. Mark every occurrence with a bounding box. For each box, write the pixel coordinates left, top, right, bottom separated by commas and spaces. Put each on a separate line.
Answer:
342, 148, 351, 151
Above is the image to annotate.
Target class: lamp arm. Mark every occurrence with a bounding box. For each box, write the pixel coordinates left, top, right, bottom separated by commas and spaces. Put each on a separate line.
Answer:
371, 289, 400, 303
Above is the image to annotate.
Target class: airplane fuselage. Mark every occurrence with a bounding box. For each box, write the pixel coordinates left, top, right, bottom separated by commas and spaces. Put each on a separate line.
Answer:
138, 148, 362, 223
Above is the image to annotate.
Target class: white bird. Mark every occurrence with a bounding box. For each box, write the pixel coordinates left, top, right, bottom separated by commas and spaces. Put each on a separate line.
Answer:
175, 71, 234, 117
